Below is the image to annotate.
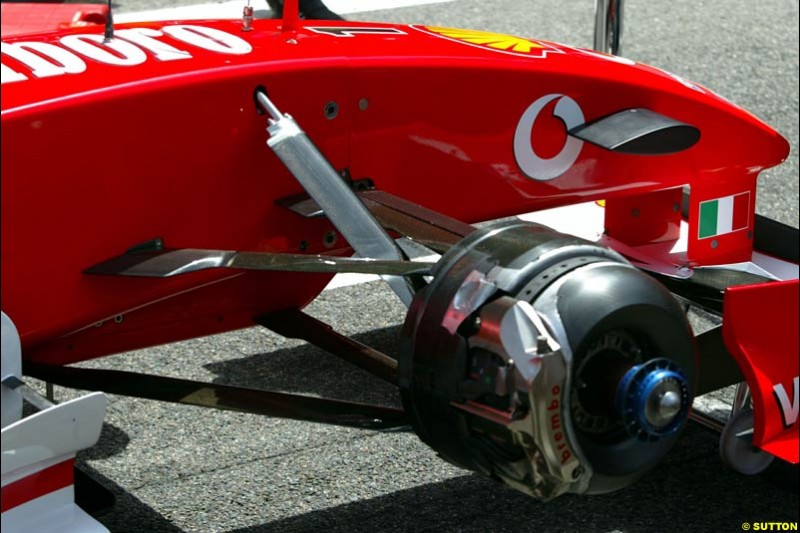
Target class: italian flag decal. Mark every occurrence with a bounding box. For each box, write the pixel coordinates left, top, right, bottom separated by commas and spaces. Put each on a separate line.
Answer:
698, 192, 750, 239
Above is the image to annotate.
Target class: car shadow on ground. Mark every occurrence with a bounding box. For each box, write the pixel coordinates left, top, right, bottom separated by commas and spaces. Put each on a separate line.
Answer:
200, 322, 797, 533
203, 325, 404, 407
227, 424, 798, 533
70, 309, 797, 533
76, 463, 185, 533
76, 421, 798, 533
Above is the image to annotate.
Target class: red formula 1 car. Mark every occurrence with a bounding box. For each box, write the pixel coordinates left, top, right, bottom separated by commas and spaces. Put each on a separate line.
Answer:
1, 1, 797, 531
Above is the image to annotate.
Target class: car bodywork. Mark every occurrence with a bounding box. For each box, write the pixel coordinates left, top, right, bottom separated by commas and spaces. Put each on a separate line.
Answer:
1, 2, 797, 530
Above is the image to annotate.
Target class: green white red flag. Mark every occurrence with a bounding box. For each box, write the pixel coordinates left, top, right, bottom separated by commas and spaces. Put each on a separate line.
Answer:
698, 192, 750, 239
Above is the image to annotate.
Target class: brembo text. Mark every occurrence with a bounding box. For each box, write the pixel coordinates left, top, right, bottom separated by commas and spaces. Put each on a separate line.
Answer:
548, 385, 573, 464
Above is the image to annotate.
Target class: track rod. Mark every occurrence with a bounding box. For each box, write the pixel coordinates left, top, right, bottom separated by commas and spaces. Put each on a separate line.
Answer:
24, 363, 407, 430
257, 309, 399, 385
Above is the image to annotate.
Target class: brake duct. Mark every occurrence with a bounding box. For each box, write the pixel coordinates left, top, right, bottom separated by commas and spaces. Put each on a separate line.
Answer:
400, 220, 696, 499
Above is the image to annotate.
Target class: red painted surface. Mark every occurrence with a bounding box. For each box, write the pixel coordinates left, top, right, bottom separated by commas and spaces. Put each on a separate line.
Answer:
282, 0, 300, 32
723, 279, 799, 464
732, 191, 749, 230
605, 187, 683, 245
0, 458, 74, 513
0, 3, 107, 38
0, 20, 791, 371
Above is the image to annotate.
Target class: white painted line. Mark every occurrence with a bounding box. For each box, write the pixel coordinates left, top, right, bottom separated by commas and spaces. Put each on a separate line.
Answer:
117, 0, 455, 24
325, 272, 380, 290
324, 253, 438, 291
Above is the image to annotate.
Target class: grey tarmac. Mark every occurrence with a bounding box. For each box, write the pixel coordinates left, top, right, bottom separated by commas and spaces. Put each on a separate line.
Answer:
35, 0, 800, 531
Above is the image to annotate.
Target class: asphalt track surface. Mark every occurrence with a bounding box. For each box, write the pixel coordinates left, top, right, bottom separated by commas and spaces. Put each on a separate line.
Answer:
33, 0, 799, 532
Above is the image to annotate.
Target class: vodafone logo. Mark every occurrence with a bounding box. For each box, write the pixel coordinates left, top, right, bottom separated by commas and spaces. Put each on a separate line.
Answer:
513, 94, 584, 181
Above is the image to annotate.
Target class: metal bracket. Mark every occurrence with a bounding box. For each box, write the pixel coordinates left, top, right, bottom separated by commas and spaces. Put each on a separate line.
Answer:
1, 374, 55, 412
276, 177, 375, 218
277, 187, 475, 251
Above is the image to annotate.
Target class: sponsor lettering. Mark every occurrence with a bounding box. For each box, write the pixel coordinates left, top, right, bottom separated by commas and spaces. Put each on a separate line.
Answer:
774, 376, 799, 428
547, 385, 572, 464
1, 41, 86, 80
1, 24, 252, 84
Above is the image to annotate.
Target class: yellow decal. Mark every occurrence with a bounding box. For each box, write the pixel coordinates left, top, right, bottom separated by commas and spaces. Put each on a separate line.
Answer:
417, 26, 562, 59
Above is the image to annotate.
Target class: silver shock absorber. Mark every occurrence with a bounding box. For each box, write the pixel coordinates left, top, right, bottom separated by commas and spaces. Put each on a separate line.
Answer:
256, 91, 415, 306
